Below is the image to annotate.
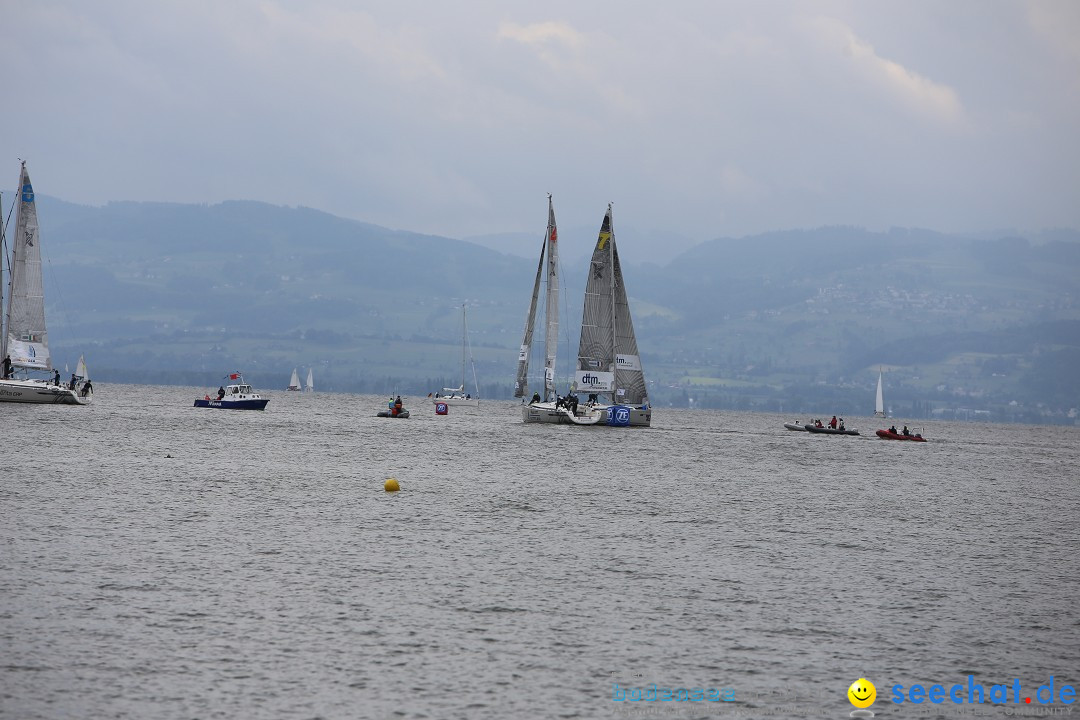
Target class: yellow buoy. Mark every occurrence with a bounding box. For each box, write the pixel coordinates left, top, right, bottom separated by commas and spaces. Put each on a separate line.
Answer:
384, 478, 400, 492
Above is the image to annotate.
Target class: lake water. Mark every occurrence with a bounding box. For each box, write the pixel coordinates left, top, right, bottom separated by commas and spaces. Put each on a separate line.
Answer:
2, 384, 1078, 719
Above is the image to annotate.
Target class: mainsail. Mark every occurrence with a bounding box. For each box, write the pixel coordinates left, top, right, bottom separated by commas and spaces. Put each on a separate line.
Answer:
575, 204, 648, 407
514, 195, 559, 400
4, 163, 50, 371
306, 367, 314, 392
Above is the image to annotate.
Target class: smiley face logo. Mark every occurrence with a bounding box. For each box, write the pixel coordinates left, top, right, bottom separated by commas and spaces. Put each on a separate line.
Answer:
848, 678, 876, 708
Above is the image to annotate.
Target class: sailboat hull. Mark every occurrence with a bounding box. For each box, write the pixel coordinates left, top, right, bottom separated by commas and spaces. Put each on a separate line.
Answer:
522, 402, 651, 427
0, 378, 92, 405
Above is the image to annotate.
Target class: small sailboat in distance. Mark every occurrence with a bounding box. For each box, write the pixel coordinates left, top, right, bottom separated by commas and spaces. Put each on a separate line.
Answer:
305, 367, 314, 393
431, 304, 480, 408
287, 368, 301, 391
874, 367, 887, 418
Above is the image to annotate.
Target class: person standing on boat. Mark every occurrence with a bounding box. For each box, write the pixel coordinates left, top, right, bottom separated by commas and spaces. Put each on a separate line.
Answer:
2, 356, 11, 379
830, 415, 838, 429
394, 396, 404, 415
218, 386, 226, 400
53, 369, 61, 386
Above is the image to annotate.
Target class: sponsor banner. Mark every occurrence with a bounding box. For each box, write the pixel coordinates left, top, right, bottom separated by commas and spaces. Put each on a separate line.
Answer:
518, 344, 528, 362
575, 370, 614, 392
616, 354, 641, 371
545, 367, 555, 384
607, 405, 631, 426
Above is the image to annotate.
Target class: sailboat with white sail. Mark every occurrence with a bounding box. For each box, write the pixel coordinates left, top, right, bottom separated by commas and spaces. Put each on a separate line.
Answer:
432, 304, 480, 407
0, 161, 92, 405
286, 368, 301, 391
874, 368, 887, 418
305, 367, 314, 393
519, 195, 564, 423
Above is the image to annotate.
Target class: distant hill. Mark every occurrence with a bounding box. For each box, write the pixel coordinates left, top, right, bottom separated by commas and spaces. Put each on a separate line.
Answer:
20, 197, 1080, 424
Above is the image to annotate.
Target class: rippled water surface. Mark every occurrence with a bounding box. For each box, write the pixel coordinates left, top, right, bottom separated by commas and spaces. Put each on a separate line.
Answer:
2, 385, 1078, 719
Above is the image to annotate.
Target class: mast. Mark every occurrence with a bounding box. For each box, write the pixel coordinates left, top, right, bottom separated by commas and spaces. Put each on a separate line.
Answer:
464, 304, 479, 403
460, 304, 467, 391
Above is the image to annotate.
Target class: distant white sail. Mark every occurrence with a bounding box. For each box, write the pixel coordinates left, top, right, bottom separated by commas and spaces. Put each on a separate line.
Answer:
874, 368, 886, 418
305, 367, 314, 392
76, 354, 89, 381
287, 368, 301, 391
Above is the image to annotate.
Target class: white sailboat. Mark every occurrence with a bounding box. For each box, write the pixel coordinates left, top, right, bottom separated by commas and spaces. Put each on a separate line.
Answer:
286, 368, 301, 391
305, 367, 314, 393
0, 162, 92, 405
432, 304, 480, 407
519, 195, 564, 423
874, 368, 887, 418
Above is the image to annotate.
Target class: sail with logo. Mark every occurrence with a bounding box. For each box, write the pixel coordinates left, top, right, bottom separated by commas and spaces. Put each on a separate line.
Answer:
572, 204, 650, 426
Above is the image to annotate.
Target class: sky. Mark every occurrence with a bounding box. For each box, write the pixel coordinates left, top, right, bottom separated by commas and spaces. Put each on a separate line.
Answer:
2, 1, 1079, 262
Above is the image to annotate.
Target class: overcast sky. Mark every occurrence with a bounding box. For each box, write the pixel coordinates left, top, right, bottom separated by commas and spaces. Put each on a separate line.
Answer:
3, 1, 1078, 256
